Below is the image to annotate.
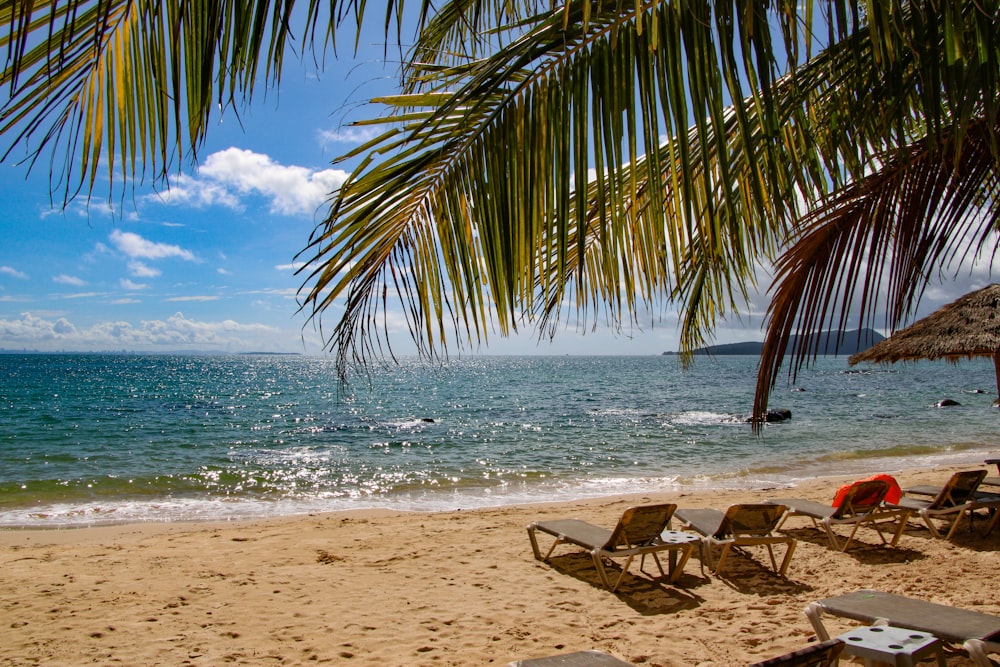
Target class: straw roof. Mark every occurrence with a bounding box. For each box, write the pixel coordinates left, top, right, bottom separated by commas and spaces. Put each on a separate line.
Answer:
849, 284, 1000, 365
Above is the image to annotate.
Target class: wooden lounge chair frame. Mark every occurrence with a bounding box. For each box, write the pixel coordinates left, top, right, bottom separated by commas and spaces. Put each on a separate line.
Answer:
805, 589, 1000, 667
773, 479, 912, 551
675, 503, 796, 576
895, 469, 994, 540
747, 639, 844, 667
527, 503, 696, 592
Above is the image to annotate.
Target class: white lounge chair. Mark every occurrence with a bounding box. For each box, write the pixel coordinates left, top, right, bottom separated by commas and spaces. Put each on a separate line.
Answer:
805, 589, 1000, 666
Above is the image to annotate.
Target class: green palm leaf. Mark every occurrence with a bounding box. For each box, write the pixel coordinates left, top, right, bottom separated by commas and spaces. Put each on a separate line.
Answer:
300, 0, 808, 375
0, 0, 333, 203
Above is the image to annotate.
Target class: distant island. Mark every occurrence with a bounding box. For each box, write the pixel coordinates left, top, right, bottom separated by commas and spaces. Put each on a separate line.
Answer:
663, 328, 885, 356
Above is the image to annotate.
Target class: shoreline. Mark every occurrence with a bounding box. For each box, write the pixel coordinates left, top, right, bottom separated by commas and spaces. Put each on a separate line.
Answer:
2, 446, 996, 530
3, 462, 1000, 666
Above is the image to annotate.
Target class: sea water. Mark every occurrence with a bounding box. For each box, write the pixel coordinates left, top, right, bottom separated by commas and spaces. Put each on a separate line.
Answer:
1, 353, 998, 527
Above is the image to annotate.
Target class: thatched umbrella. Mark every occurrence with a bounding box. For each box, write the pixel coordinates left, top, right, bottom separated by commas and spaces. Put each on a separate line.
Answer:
848, 284, 1000, 403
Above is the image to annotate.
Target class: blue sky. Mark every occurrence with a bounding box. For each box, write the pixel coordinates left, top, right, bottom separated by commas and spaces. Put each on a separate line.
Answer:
0, 28, 994, 356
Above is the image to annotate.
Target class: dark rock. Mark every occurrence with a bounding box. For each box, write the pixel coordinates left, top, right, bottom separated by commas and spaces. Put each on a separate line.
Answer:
744, 408, 792, 424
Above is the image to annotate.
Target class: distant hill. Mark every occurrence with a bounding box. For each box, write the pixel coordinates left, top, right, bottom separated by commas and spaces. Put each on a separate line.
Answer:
663, 328, 885, 356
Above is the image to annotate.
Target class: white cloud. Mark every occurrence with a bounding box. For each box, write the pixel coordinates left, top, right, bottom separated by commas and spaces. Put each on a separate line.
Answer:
110, 230, 196, 261
61, 292, 103, 299
0, 311, 315, 353
247, 287, 299, 298
152, 148, 349, 216
152, 174, 243, 210
120, 279, 148, 290
0, 312, 77, 342
53, 274, 86, 286
318, 126, 383, 147
128, 260, 161, 278
276, 262, 308, 272
217, 268, 232, 275
0, 266, 28, 280
165, 295, 220, 302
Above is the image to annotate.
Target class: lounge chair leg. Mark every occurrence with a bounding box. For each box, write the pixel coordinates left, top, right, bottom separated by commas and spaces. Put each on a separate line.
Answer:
944, 510, 967, 541
527, 525, 566, 561
889, 512, 911, 545
986, 508, 1000, 536
842, 523, 862, 551
527, 525, 543, 560
804, 602, 830, 640
964, 639, 995, 667
921, 510, 944, 539
640, 552, 666, 580
591, 551, 614, 591
695, 539, 711, 575
822, 521, 842, 551
669, 544, 694, 583
765, 544, 778, 572
778, 540, 796, 577
714, 543, 730, 574
610, 554, 636, 592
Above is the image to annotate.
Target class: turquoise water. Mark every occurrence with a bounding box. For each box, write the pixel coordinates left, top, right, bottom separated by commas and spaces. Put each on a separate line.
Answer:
1, 353, 998, 527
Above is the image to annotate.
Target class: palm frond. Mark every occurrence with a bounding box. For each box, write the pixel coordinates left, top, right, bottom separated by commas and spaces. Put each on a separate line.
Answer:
300, 0, 819, 377
0, 0, 333, 203
754, 115, 1000, 425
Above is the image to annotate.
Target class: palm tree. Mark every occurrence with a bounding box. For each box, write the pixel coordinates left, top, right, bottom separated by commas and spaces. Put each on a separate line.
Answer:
3, 0, 998, 419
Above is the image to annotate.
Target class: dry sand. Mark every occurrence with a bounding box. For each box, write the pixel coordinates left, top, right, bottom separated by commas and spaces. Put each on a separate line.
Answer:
3, 463, 1000, 666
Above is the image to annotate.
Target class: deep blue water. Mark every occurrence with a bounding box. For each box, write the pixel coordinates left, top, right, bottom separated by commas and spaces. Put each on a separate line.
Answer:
1, 353, 998, 526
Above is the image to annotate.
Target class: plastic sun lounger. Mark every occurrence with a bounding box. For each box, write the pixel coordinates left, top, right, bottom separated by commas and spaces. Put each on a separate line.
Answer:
674, 503, 795, 576
527, 503, 697, 592
980, 457, 1000, 488
805, 589, 1000, 667
507, 641, 844, 667
747, 639, 844, 667
771, 478, 911, 551
508, 650, 636, 666
894, 469, 999, 539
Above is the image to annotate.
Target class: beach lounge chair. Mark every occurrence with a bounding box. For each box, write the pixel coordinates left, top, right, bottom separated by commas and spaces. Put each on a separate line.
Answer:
981, 457, 1000, 488
508, 650, 636, 666
526, 503, 697, 592
771, 478, 911, 551
805, 589, 1000, 667
747, 639, 844, 667
894, 469, 998, 539
674, 503, 796, 576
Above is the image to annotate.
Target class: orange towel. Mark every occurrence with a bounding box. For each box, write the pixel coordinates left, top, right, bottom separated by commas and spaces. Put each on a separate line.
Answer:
832, 473, 902, 507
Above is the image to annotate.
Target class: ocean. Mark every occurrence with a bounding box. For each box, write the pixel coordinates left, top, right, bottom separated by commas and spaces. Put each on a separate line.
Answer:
1, 353, 998, 528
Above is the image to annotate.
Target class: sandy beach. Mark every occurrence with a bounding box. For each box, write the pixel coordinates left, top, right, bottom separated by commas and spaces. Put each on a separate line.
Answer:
3, 463, 1000, 666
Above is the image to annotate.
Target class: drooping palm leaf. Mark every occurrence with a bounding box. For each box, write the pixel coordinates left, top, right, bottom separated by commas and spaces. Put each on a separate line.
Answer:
0, 0, 321, 203
755, 115, 1000, 424
0, 0, 511, 203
